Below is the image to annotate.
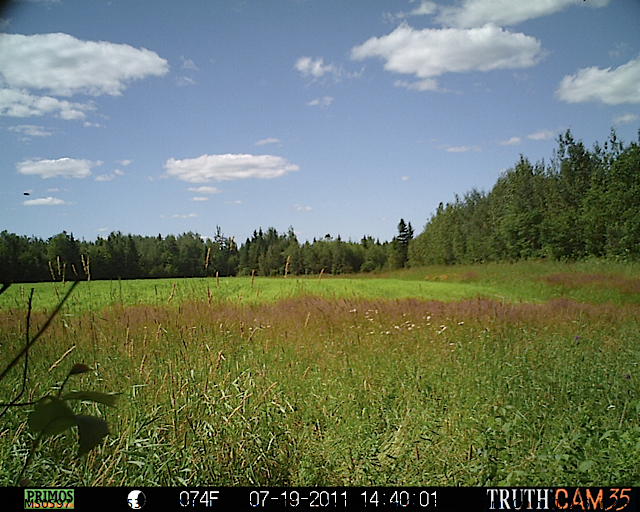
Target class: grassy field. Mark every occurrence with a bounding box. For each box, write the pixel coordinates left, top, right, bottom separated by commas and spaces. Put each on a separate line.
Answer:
1, 260, 640, 487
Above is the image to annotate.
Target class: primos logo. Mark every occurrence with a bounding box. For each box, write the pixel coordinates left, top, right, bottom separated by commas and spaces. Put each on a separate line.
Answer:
24, 489, 74, 509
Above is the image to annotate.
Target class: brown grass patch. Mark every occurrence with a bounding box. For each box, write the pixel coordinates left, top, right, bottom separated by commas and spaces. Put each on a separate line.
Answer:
544, 272, 640, 294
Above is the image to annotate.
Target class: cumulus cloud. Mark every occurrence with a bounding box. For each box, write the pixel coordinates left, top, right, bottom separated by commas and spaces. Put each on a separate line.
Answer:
436, 0, 609, 28
527, 129, 556, 141
308, 96, 333, 107
0, 88, 93, 119
164, 154, 300, 183
0, 32, 168, 119
556, 56, 640, 105
23, 196, 67, 206
350, 24, 544, 91
17, 157, 100, 179
0, 33, 169, 96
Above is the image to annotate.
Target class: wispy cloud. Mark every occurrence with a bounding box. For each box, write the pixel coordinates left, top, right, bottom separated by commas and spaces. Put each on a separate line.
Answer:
190, 196, 209, 201
446, 145, 481, 153
187, 186, 221, 194
527, 129, 556, 141
384, 0, 437, 22
308, 96, 333, 107
435, 0, 609, 28
180, 56, 198, 70
17, 157, 101, 179
294, 56, 342, 80
293, 204, 312, 212
613, 112, 639, 125
164, 154, 300, 183
498, 136, 522, 146
159, 213, 197, 219
255, 138, 282, 146
23, 196, 68, 206
556, 56, 640, 105
7, 124, 53, 137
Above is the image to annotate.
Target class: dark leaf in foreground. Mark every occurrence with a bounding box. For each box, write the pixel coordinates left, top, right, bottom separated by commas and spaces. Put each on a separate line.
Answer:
69, 363, 91, 375
75, 415, 109, 456
28, 397, 76, 436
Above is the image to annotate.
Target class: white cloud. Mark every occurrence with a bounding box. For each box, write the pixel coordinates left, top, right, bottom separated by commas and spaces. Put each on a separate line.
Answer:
498, 136, 522, 146
384, 1, 438, 22
556, 56, 640, 105
0, 88, 94, 119
95, 173, 115, 182
17, 157, 100, 179
0, 33, 168, 119
255, 138, 282, 146
176, 76, 196, 86
613, 112, 639, 125
293, 204, 312, 212
394, 79, 439, 91
527, 129, 556, 141
117, 159, 132, 166
401, 176, 410, 181
446, 145, 481, 153
308, 96, 334, 107
188, 186, 221, 194
7, 124, 53, 137
295, 57, 341, 80
190, 196, 209, 201
180, 56, 198, 70
436, 0, 609, 28
23, 196, 67, 206
164, 154, 300, 183
171, 213, 197, 219
350, 24, 544, 91
0, 33, 169, 97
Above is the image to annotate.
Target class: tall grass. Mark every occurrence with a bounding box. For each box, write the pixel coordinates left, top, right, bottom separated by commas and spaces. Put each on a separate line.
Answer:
1, 279, 639, 486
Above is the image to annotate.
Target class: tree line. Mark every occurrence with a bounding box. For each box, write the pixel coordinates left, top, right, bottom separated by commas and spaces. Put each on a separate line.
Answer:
2, 128, 639, 283
0, 221, 414, 283
409, 129, 640, 265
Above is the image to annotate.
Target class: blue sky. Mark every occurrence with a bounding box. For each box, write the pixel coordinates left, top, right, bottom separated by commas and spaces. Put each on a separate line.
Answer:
2, 0, 639, 245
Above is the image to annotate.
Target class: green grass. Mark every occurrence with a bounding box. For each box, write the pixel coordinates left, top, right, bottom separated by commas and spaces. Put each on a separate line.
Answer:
1, 260, 640, 486
3, 259, 640, 314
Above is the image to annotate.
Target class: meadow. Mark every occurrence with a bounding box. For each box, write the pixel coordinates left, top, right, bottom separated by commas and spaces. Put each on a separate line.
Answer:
1, 260, 640, 487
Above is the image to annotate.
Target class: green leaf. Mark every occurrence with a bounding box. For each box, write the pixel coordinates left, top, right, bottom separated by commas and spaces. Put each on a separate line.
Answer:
62, 391, 118, 407
75, 415, 109, 456
28, 397, 76, 436
578, 460, 594, 472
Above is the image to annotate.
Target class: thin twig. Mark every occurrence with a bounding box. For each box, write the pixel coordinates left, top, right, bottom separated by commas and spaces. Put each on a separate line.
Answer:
0, 289, 34, 418
0, 280, 79, 384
